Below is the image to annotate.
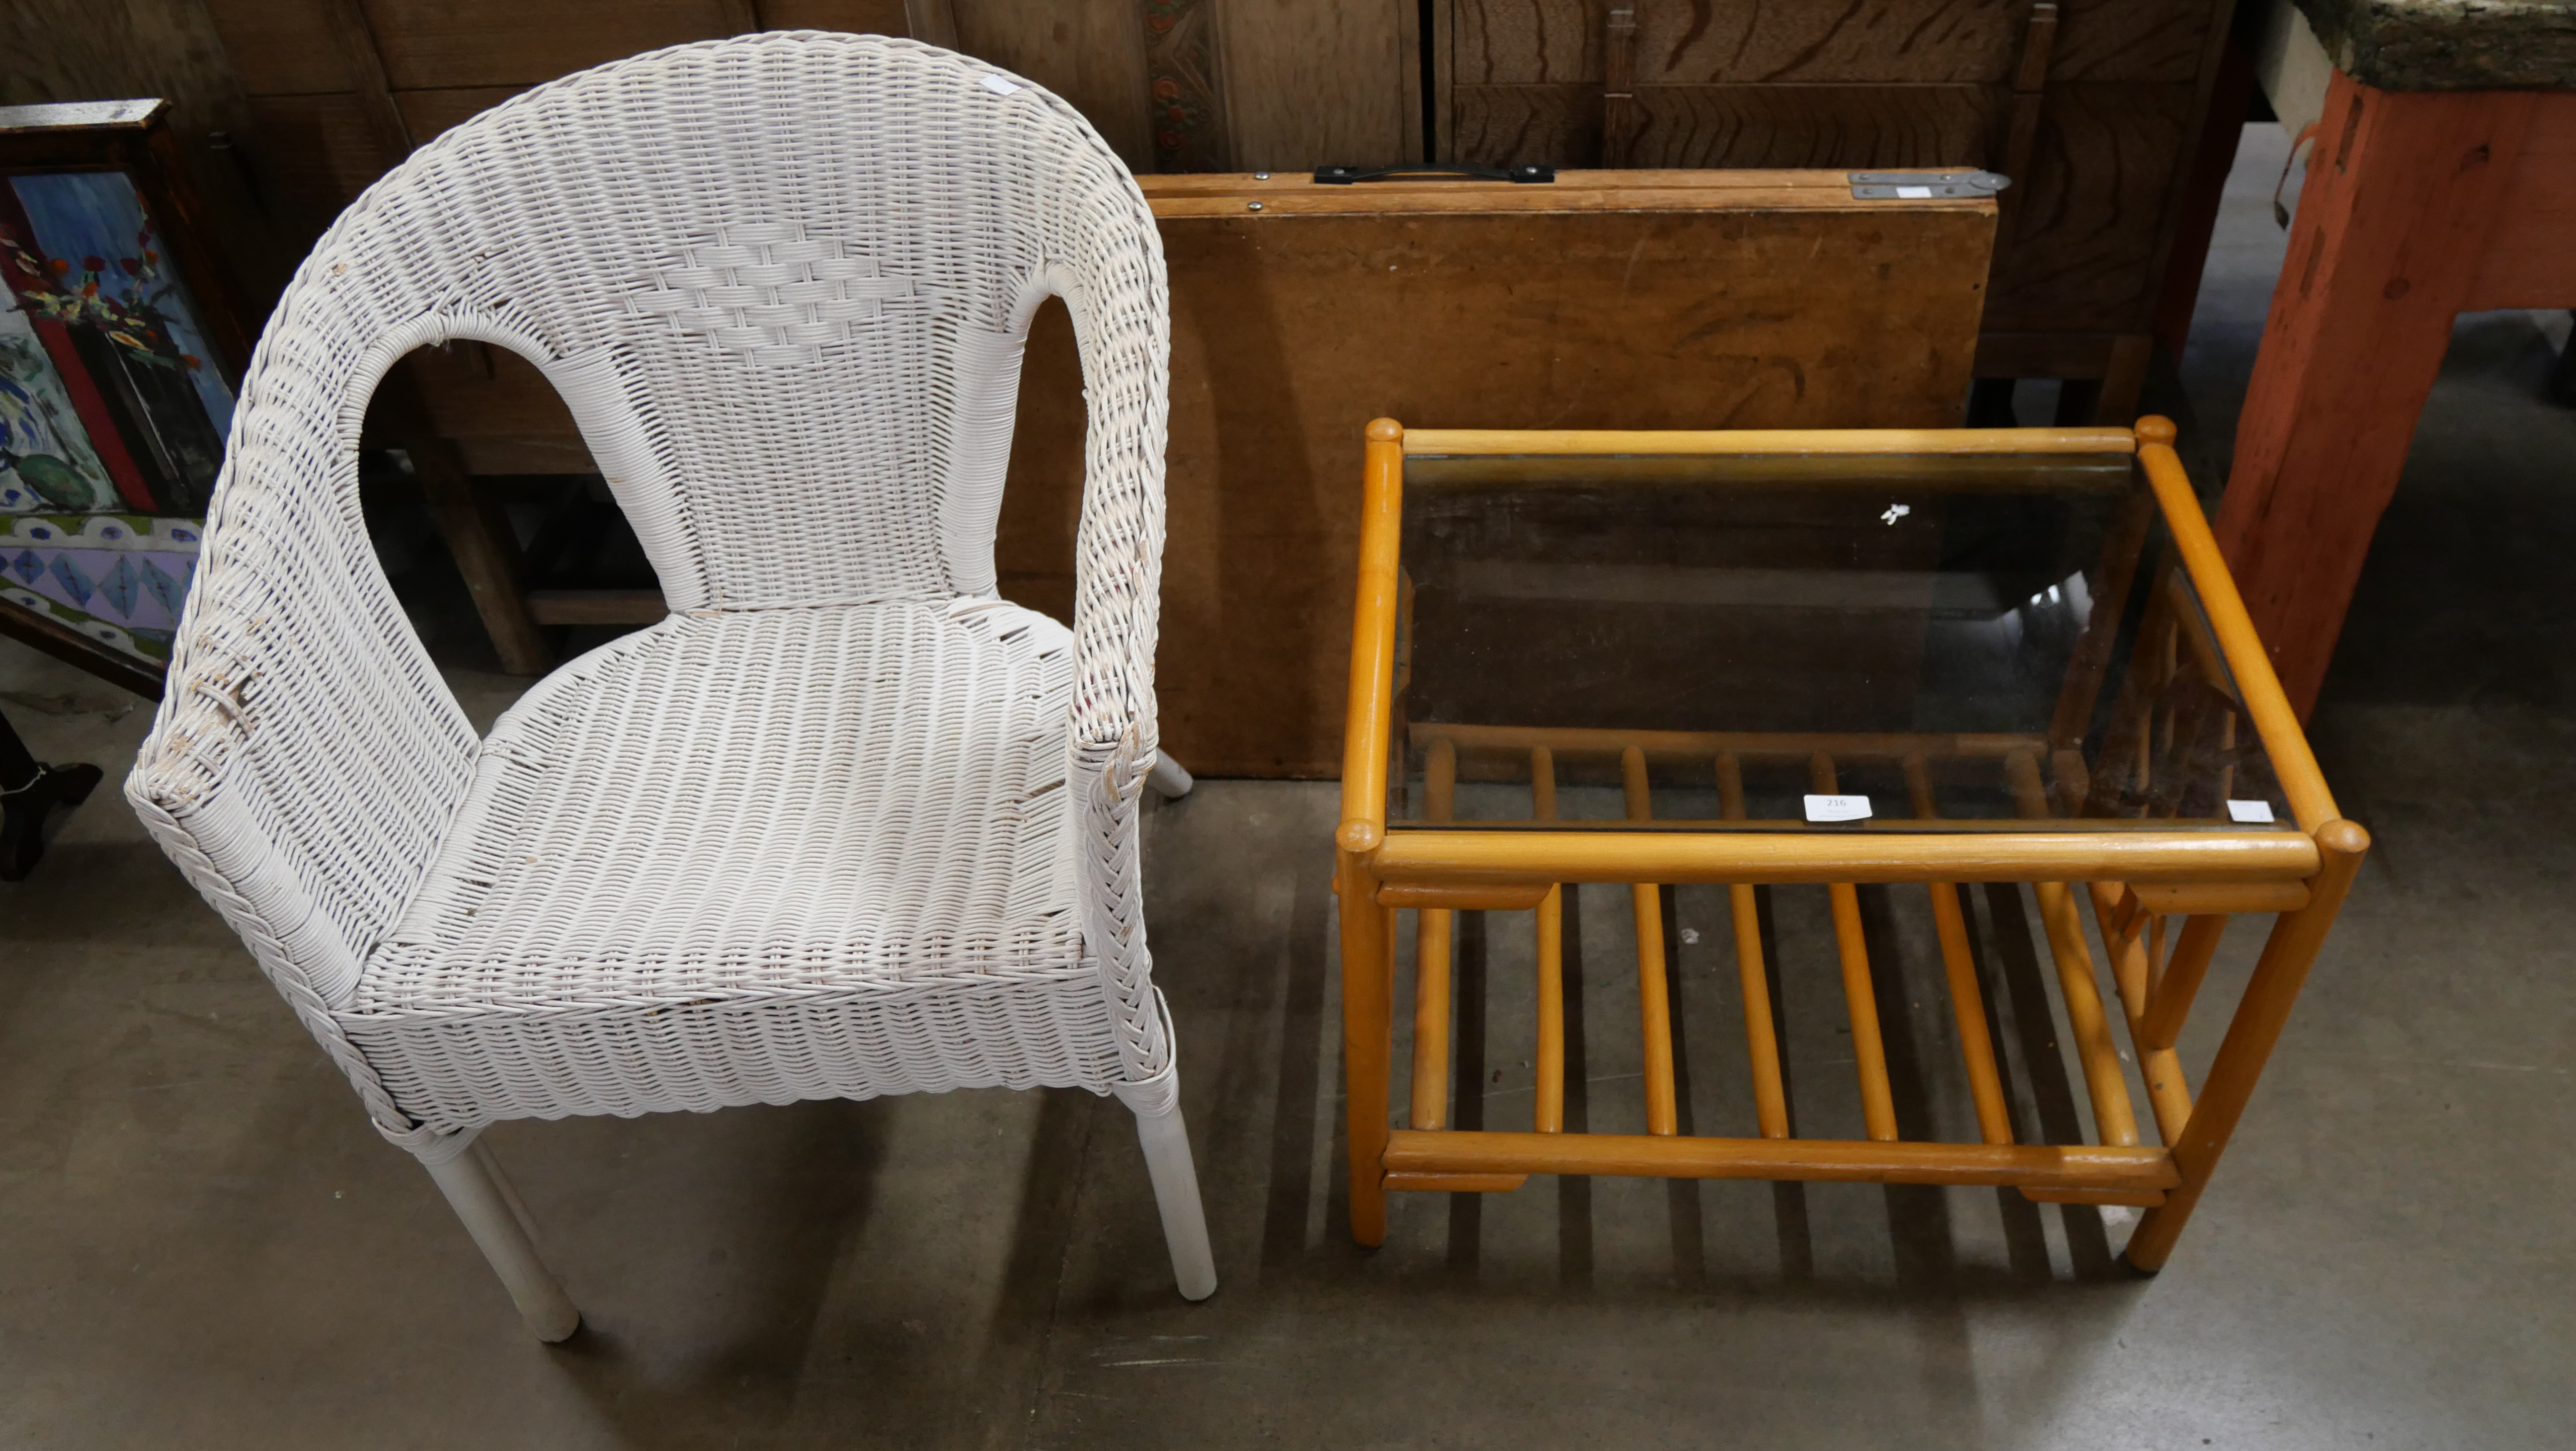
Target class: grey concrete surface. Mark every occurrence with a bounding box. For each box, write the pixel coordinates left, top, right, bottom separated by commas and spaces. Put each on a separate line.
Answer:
3, 127, 2573, 1447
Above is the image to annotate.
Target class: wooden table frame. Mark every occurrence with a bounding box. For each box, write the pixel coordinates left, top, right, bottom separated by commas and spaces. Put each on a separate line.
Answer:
1333, 416, 2369, 1274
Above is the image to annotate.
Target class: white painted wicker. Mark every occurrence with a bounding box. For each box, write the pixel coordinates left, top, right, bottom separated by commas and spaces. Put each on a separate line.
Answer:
124, 32, 1212, 1327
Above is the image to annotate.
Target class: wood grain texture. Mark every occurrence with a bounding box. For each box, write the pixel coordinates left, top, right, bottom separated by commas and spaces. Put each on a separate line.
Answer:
1454, 81, 1992, 169
1007, 177, 1994, 774
355, 0, 745, 90
242, 91, 398, 219
1450, 0, 2212, 87
950, 0, 1151, 168
1983, 81, 2197, 332
2469, 88, 2576, 310
1217, 0, 1413, 170
763, 0, 911, 34
394, 85, 530, 143
199, 0, 360, 95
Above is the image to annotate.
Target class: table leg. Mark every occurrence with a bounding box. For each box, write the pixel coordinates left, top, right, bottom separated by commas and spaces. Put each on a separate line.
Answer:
1338, 849, 1395, 1246
2124, 819, 2370, 1273
2214, 71, 2537, 718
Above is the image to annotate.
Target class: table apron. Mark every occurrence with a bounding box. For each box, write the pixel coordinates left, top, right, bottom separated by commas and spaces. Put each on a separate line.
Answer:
1364, 829, 2321, 887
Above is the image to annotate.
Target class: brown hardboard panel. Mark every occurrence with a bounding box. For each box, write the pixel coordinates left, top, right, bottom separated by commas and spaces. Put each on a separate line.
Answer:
1004, 184, 1994, 775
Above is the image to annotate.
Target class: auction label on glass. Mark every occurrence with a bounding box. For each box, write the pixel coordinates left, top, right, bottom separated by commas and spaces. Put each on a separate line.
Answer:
1804, 794, 1872, 822
2225, 799, 2276, 823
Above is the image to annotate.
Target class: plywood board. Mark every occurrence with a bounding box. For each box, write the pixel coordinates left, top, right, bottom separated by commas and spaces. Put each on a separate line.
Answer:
1004, 171, 1995, 775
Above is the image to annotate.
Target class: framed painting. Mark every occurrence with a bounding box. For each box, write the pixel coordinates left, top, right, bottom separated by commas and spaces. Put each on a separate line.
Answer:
0, 99, 251, 699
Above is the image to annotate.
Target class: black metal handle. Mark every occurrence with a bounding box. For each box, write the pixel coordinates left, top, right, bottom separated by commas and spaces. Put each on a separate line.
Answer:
1312, 162, 1555, 185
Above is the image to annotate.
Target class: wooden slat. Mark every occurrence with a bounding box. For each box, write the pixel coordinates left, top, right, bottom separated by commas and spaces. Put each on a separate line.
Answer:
1384, 1128, 2181, 1190
1419, 723, 2051, 763
1716, 753, 1789, 1138
1376, 883, 1550, 909
2008, 751, 2141, 1149
1906, 755, 2014, 1145
2021, 1186, 2165, 1207
1530, 747, 1565, 1134
2129, 881, 2309, 916
1622, 747, 1679, 1135
1384, 1172, 1530, 1193
1810, 754, 1897, 1142
1408, 737, 1459, 1130
2085, 881, 2195, 1146
2138, 911, 2225, 1052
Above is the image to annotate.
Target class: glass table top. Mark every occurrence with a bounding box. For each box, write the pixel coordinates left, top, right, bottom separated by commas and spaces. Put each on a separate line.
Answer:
1384, 448, 2294, 833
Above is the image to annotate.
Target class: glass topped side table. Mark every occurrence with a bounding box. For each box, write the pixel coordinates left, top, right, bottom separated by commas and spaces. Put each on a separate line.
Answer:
1332, 416, 2369, 1274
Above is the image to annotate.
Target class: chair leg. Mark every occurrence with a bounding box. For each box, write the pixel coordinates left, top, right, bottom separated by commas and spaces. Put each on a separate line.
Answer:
1146, 750, 1195, 800
421, 1138, 581, 1342
1129, 1100, 1217, 1300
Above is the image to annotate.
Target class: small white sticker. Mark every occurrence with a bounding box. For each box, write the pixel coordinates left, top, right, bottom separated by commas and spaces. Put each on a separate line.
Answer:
1805, 794, 1872, 822
1896, 185, 1934, 199
2226, 799, 2276, 823
981, 74, 1020, 94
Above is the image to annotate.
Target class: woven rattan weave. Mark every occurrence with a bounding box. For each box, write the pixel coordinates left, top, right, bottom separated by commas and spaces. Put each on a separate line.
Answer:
124, 32, 1214, 1335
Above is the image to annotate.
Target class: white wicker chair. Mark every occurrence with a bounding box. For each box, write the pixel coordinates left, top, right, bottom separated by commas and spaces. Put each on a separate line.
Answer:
124, 32, 1214, 1339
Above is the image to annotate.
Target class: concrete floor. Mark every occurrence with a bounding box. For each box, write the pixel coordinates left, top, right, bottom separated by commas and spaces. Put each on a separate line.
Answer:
5, 127, 2574, 1448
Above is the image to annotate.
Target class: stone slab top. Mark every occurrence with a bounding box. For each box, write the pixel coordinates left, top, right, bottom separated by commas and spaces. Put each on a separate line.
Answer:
2297, 1, 2576, 90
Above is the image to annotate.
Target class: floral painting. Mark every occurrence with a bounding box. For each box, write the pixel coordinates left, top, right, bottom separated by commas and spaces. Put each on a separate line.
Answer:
0, 168, 234, 518
0, 292, 114, 512
0, 166, 230, 672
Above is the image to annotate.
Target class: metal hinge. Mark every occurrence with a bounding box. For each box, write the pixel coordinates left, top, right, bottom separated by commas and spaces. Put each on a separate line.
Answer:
1849, 170, 2011, 200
